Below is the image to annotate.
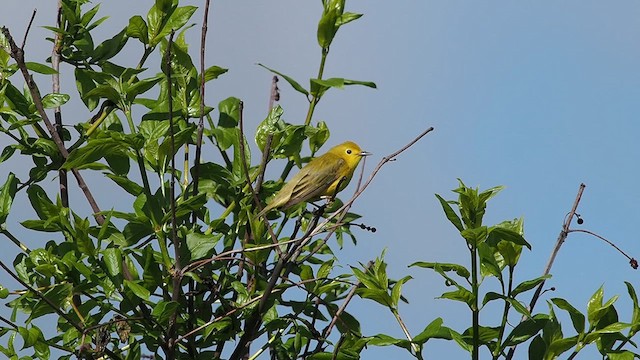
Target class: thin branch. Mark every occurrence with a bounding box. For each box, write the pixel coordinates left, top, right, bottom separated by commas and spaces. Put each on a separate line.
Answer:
321, 261, 371, 340
191, 0, 212, 213
567, 229, 637, 268
255, 76, 280, 192
505, 183, 586, 360
186, 4, 211, 353
1, 26, 105, 225
528, 183, 585, 310
52, 0, 68, 207
21, 9, 37, 50
1, 229, 30, 253
164, 29, 182, 360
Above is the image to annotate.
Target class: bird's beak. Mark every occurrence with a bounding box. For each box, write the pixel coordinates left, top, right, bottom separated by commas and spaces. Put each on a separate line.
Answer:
360, 150, 372, 157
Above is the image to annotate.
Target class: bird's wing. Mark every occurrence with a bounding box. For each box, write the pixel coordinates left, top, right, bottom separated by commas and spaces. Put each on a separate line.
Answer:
283, 156, 345, 209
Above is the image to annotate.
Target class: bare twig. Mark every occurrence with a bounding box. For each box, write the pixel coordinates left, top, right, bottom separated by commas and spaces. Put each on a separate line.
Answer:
21, 9, 37, 50
505, 183, 586, 360
191, 0, 212, 213
528, 183, 585, 310
186, 3, 211, 354
322, 261, 371, 338
1, 27, 105, 225
567, 229, 637, 268
52, 1, 68, 207
255, 76, 280, 192
164, 30, 182, 360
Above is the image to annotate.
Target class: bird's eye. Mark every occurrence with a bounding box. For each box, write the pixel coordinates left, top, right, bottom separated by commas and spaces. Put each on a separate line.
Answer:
346, 149, 352, 154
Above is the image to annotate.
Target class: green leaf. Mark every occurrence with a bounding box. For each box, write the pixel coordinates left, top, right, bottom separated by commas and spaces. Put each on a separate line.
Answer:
257, 63, 309, 96
105, 174, 143, 196
163, 6, 197, 36
62, 138, 130, 170
126, 75, 163, 101
607, 350, 635, 360
18, 326, 44, 349
409, 261, 470, 279
124, 280, 150, 301
584, 322, 631, 345
625, 281, 640, 334
512, 275, 551, 296
439, 288, 474, 308
505, 315, 548, 346
25, 62, 58, 75
149, 6, 197, 45
311, 77, 376, 91
255, 105, 284, 153
218, 97, 240, 128
435, 194, 464, 231
547, 336, 578, 359
308, 121, 330, 153
317, 259, 334, 279
338, 12, 363, 26
41, 93, 70, 109
202, 65, 228, 82
317, 0, 343, 48
27, 185, 60, 221
127, 15, 149, 44
488, 226, 531, 250
75, 68, 99, 110
528, 335, 546, 360
482, 291, 504, 306
92, 28, 128, 62
390, 276, 412, 308
460, 226, 488, 247
587, 285, 606, 326
356, 288, 392, 308
413, 318, 444, 344
81, 4, 101, 27
367, 334, 412, 350
0, 173, 18, 225
83, 84, 121, 103
478, 242, 502, 279
102, 247, 123, 277
186, 232, 221, 260
552, 298, 585, 334
4, 82, 31, 116
151, 300, 179, 323
507, 298, 532, 318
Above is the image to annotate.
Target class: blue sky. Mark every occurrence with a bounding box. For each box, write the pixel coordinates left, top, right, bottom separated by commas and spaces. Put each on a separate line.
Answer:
3, 1, 640, 359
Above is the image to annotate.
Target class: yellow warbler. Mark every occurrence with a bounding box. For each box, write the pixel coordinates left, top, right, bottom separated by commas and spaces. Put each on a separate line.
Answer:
258, 141, 370, 216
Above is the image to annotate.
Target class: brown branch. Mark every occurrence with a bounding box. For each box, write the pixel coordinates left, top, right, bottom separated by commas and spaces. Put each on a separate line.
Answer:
21, 9, 37, 50
186, 4, 211, 353
191, 0, 212, 214
528, 183, 585, 310
505, 183, 586, 360
321, 261, 371, 339
1, 26, 104, 225
52, 1, 68, 207
255, 76, 280, 192
567, 229, 637, 268
164, 30, 182, 360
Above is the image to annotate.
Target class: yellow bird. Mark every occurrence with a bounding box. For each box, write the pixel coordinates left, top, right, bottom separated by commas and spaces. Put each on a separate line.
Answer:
258, 141, 371, 216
